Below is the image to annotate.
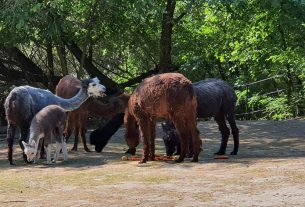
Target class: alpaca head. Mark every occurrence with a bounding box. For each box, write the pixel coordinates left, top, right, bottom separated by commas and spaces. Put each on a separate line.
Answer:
161, 122, 179, 156
22, 140, 37, 162
82, 77, 106, 97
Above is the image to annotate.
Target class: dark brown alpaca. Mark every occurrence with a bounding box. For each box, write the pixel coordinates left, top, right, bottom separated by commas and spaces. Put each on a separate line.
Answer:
125, 73, 202, 163
55, 75, 130, 151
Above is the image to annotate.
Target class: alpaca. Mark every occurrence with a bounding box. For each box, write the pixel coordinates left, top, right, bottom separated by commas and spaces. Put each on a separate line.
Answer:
4, 76, 106, 165
161, 121, 194, 157
162, 78, 239, 156
55, 75, 129, 151
90, 113, 125, 152
89, 94, 130, 152
22, 105, 68, 164
125, 73, 202, 163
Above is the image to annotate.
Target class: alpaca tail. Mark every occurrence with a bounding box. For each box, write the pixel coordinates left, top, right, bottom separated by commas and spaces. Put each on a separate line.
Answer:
4, 87, 34, 123
90, 113, 125, 152
4, 92, 17, 121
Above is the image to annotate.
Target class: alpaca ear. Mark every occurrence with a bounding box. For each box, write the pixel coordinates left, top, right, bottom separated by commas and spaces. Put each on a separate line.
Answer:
161, 122, 169, 132
30, 140, 36, 146
22, 141, 28, 148
92, 77, 100, 84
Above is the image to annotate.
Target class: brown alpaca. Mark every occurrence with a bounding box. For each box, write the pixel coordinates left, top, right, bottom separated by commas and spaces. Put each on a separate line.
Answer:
55, 75, 129, 151
125, 73, 202, 163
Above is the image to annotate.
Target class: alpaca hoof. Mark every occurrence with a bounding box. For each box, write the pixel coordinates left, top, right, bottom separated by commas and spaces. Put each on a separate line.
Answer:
191, 157, 199, 162
40, 154, 46, 159
9, 162, 16, 166
230, 151, 238, 155
84, 148, 91, 152
139, 159, 147, 164
214, 151, 225, 155
46, 161, 54, 165
175, 157, 184, 163
125, 148, 136, 155
71, 147, 77, 151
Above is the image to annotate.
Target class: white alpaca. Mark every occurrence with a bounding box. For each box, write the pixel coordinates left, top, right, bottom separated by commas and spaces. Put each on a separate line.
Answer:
22, 105, 68, 164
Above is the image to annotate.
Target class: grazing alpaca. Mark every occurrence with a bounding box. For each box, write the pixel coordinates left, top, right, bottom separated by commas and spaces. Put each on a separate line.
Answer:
4, 76, 106, 165
22, 105, 68, 164
125, 73, 202, 163
56, 75, 129, 151
89, 94, 130, 152
90, 113, 125, 152
161, 121, 194, 157
162, 78, 239, 156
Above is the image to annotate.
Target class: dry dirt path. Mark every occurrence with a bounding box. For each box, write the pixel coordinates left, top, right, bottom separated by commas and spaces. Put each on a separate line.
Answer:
0, 120, 305, 207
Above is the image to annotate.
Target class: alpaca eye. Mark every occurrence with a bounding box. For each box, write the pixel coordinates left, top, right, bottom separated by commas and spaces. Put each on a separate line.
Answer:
31, 153, 35, 155
92, 83, 96, 86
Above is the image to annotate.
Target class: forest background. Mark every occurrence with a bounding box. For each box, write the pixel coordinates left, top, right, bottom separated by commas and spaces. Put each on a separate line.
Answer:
0, 0, 304, 125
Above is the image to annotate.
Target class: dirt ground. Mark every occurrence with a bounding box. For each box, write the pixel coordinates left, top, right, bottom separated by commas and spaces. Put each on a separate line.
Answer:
0, 120, 305, 207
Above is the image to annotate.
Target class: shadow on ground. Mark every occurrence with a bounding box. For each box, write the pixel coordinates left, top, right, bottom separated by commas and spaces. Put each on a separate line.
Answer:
0, 120, 304, 169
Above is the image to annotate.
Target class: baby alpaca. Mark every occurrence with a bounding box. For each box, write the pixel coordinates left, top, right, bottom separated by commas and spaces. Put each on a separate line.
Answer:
161, 121, 193, 157
22, 105, 68, 164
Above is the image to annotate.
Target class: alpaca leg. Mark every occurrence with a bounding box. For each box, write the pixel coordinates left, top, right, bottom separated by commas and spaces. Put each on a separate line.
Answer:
39, 139, 46, 159
53, 142, 62, 163
138, 120, 150, 164
124, 112, 139, 155
149, 120, 156, 161
189, 125, 202, 162
71, 127, 79, 151
78, 113, 90, 152
80, 127, 91, 152
227, 113, 239, 155
7, 124, 16, 165
62, 141, 68, 161
214, 114, 230, 155
64, 128, 72, 143
172, 120, 188, 163
35, 138, 43, 163
175, 141, 181, 156
18, 126, 30, 163
45, 145, 52, 165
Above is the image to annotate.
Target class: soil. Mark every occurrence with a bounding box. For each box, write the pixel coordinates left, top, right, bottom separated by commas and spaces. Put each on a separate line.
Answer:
0, 120, 305, 207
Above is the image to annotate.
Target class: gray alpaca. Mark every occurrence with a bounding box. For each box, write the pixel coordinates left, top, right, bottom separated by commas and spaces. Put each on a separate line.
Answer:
4, 77, 106, 165
22, 105, 68, 164
162, 78, 239, 156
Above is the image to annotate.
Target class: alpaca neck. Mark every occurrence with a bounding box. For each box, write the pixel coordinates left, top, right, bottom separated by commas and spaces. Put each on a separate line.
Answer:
57, 87, 88, 111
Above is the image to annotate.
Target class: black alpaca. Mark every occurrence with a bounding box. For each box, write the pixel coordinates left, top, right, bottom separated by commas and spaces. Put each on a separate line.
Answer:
161, 122, 193, 157
90, 113, 125, 152
162, 78, 239, 156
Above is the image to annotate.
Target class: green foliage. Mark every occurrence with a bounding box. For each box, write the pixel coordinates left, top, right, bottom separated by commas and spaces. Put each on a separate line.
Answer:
1, 0, 305, 119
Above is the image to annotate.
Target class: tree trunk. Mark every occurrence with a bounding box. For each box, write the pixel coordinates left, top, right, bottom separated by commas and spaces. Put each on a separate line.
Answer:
56, 44, 68, 75
159, 0, 177, 72
46, 41, 55, 91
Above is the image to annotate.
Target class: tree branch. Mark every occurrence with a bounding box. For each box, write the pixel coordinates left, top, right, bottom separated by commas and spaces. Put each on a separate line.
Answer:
64, 41, 120, 94
120, 66, 159, 88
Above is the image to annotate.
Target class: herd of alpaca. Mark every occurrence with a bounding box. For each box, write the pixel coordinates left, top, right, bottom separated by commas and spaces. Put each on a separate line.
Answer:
4, 72, 239, 165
